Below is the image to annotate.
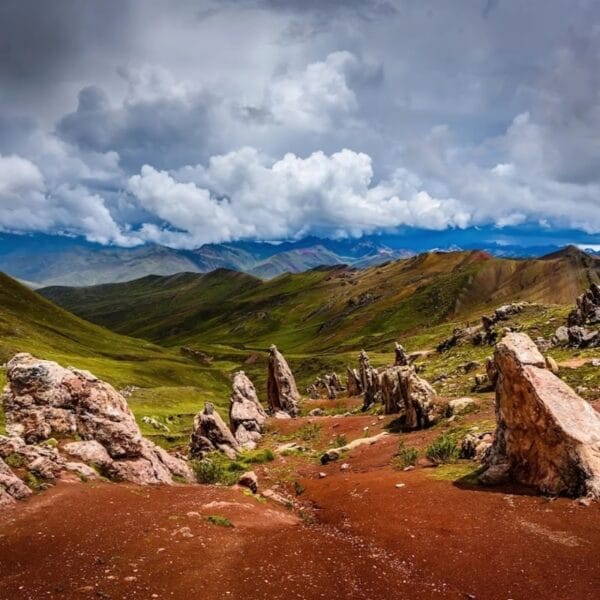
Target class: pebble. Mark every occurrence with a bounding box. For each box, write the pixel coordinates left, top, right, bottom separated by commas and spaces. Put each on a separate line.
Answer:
340, 463, 350, 471
319, 472, 327, 479
395, 483, 406, 489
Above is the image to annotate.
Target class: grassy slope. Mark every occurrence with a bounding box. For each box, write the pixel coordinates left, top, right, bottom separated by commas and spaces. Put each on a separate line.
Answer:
0, 272, 242, 444
40, 249, 600, 355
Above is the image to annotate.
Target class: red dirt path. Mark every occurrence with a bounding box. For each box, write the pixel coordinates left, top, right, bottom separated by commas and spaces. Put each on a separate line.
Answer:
1, 411, 600, 600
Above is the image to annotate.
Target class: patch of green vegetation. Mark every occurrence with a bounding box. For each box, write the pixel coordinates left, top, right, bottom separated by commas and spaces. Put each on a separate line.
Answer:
391, 440, 419, 469
281, 423, 322, 442
293, 480, 305, 496
206, 514, 233, 528
427, 462, 484, 484
25, 471, 46, 492
192, 448, 275, 486
425, 432, 460, 464
4, 453, 25, 468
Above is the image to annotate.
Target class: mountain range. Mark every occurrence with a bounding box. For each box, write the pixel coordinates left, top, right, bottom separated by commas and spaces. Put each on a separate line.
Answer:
1, 229, 599, 288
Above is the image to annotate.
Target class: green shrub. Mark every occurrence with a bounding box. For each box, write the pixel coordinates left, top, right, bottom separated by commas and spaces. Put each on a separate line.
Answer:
206, 515, 233, 528
191, 458, 237, 485
425, 433, 459, 464
391, 441, 419, 469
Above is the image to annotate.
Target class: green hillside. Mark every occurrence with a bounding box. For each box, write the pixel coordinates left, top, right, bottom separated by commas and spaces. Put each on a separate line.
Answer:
0, 272, 240, 445
40, 248, 600, 355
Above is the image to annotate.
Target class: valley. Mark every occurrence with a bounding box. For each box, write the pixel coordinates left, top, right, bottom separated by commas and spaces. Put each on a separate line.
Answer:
1, 248, 600, 599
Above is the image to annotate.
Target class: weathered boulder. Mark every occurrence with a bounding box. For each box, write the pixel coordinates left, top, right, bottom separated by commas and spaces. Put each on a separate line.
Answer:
321, 432, 389, 464
401, 369, 439, 429
480, 332, 600, 498
190, 403, 240, 459
229, 371, 267, 449
63, 440, 113, 468
3, 353, 142, 457
238, 470, 258, 493
0, 457, 32, 503
1, 353, 192, 487
460, 431, 493, 461
267, 345, 300, 417
448, 397, 476, 416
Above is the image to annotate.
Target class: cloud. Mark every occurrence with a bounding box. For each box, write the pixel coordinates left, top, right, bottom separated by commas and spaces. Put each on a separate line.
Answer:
128, 147, 470, 247
0, 154, 131, 245
57, 66, 217, 171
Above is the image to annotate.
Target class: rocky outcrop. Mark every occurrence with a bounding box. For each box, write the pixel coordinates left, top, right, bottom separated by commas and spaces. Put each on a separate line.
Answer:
568, 283, 600, 327
460, 431, 493, 461
438, 303, 527, 352
308, 372, 344, 400
229, 371, 267, 450
190, 403, 240, 460
180, 346, 213, 365
267, 345, 300, 417
1, 353, 192, 494
480, 332, 600, 498
552, 284, 600, 348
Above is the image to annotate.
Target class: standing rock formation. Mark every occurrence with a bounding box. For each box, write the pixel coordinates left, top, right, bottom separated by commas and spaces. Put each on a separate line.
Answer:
267, 345, 300, 417
359, 350, 380, 410
190, 403, 240, 460
480, 332, 600, 498
346, 367, 362, 397
1, 353, 192, 494
229, 371, 267, 450
379, 364, 439, 427
394, 342, 409, 366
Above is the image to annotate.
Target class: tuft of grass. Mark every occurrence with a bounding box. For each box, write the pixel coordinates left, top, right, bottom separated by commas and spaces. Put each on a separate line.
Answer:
206, 515, 233, 528
391, 440, 419, 469
333, 434, 348, 448
425, 432, 460, 464
293, 480, 305, 496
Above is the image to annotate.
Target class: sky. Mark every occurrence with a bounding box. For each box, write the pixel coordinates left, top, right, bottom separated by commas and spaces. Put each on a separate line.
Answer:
0, 0, 598, 249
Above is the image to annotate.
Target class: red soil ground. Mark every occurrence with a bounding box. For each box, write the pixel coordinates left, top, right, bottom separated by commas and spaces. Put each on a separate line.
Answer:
1, 409, 600, 600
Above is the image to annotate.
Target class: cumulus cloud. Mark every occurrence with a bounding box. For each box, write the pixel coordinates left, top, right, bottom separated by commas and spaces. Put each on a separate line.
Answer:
128, 147, 470, 247
0, 154, 131, 244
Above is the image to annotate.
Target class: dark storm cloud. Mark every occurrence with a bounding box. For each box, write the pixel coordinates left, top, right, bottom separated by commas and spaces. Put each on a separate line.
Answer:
56, 78, 217, 171
0, 1, 132, 114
